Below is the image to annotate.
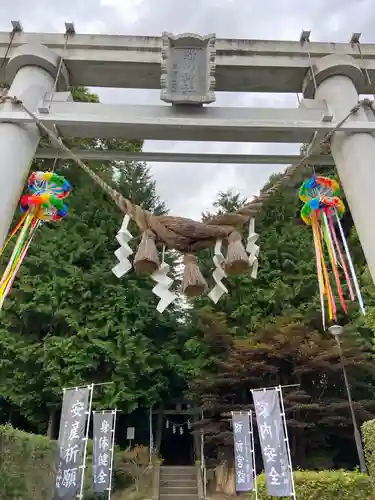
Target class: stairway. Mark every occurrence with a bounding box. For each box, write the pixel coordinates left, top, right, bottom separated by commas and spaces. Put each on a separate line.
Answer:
159, 465, 198, 500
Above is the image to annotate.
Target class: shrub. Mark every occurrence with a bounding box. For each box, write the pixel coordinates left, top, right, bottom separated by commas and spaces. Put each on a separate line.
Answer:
248, 469, 372, 500
0, 427, 117, 500
0, 425, 144, 500
0, 425, 56, 500
363, 419, 375, 491
116, 446, 153, 494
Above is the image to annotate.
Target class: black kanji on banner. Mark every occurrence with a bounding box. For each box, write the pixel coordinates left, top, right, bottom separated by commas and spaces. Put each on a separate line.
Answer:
252, 388, 293, 497
92, 411, 116, 494
55, 387, 91, 500
232, 412, 255, 492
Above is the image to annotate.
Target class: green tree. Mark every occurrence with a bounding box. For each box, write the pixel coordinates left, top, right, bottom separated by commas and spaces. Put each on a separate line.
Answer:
195, 162, 373, 334
189, 313, 375, 469
185, 166, 375, 470
0, 87, 186, 436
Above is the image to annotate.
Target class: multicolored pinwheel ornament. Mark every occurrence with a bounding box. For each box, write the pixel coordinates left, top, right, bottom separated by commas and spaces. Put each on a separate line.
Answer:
0, 171, 72, 308
299, 176, 365, 329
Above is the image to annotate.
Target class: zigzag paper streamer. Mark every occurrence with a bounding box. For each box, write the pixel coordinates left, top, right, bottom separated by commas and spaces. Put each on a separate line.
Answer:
112, 214, 133, 278
246, 218, 260, 279
151, 261, 177, 313
208, 239, 228, 304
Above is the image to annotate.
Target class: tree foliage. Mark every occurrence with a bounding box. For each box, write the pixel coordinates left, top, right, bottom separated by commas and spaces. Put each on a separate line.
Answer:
190, 312, 375, 468
186, 173, 375, 470
0, 87, 186, 433
1, 83, 375, 480
250, 470, 372, 500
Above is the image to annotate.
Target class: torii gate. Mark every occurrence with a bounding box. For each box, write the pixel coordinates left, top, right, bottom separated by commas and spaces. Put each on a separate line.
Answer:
1, 23, 375, 284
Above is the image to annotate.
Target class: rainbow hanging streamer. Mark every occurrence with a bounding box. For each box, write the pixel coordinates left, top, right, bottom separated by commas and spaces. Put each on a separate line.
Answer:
0, 171, 72, 309
299, 176, 365, 329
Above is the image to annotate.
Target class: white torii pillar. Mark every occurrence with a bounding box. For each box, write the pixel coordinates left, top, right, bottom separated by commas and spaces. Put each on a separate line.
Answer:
0, 44, 69, 246
303, 54, 375, 284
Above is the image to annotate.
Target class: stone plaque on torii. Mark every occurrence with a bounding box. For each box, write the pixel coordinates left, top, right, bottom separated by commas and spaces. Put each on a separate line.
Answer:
160, 32, 216, 105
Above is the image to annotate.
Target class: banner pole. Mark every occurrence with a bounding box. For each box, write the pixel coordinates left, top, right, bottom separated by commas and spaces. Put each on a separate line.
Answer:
200, 409, 206, 498
249, 410, 258, 500
252, 384, 299, 393
77, 383, 94, 500
149, 407, 153, 465
64, 381, 114, 391
277, 386, 296, 500
107, 408, 117, 500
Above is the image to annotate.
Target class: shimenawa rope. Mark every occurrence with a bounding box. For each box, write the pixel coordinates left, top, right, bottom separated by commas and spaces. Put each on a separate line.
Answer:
0, 94, 371, 253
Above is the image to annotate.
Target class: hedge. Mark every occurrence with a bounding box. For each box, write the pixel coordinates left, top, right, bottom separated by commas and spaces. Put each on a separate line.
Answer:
0, 425, 128, 500
0, 425, 57, 500
363, 419, 375, 492
2, 424, 373, 500
248, 470, 372, 499
0, 425, 142, 500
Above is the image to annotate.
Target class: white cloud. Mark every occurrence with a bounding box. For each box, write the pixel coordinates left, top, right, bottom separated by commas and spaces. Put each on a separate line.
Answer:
0, 0, 374, 219
100, 0, 149, 26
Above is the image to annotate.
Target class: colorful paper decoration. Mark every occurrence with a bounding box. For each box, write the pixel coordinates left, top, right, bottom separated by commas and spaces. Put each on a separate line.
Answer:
20, 171, 70, 221
299, 176, 365, 329
0, 171, 71, 309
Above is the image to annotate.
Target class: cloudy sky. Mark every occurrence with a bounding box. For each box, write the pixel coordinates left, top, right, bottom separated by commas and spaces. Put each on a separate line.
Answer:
0, 0, 374, 219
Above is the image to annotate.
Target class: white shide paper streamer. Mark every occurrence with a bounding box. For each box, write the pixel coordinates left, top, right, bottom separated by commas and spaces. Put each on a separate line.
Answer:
151, 258, 177, 313
246, 218, 260, 279
112, 214, 133, 278
208, 239, 228, 304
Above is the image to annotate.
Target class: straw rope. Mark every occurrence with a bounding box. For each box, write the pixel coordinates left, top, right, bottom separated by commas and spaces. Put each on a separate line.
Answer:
0, 94, 371, 253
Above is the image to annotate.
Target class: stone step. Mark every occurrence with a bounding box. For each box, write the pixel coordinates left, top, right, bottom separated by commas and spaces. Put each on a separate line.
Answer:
160, 466, 198, 500
160, 479, 196, 485
160, 485, 197, 492
160, 491, 197, 496
161, 466, 195, 471
160, 495, 197, 500
160, 473, 196, 477
161, 468, 195, 476
161, 475, 196, 480
160, 493, 197, 496
160, 497, 197, 499
161, 474, 196, 480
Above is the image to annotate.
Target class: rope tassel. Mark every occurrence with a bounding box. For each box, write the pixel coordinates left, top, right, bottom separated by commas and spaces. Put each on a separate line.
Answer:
182, 254, 207, 297
134, 229, 159, 275
225, 231, 249, 276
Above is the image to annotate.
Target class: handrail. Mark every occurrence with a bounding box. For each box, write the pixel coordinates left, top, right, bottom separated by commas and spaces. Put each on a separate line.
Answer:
199, 415, 207, 498
151, 460, 161, 500
196, 460, 205, 499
